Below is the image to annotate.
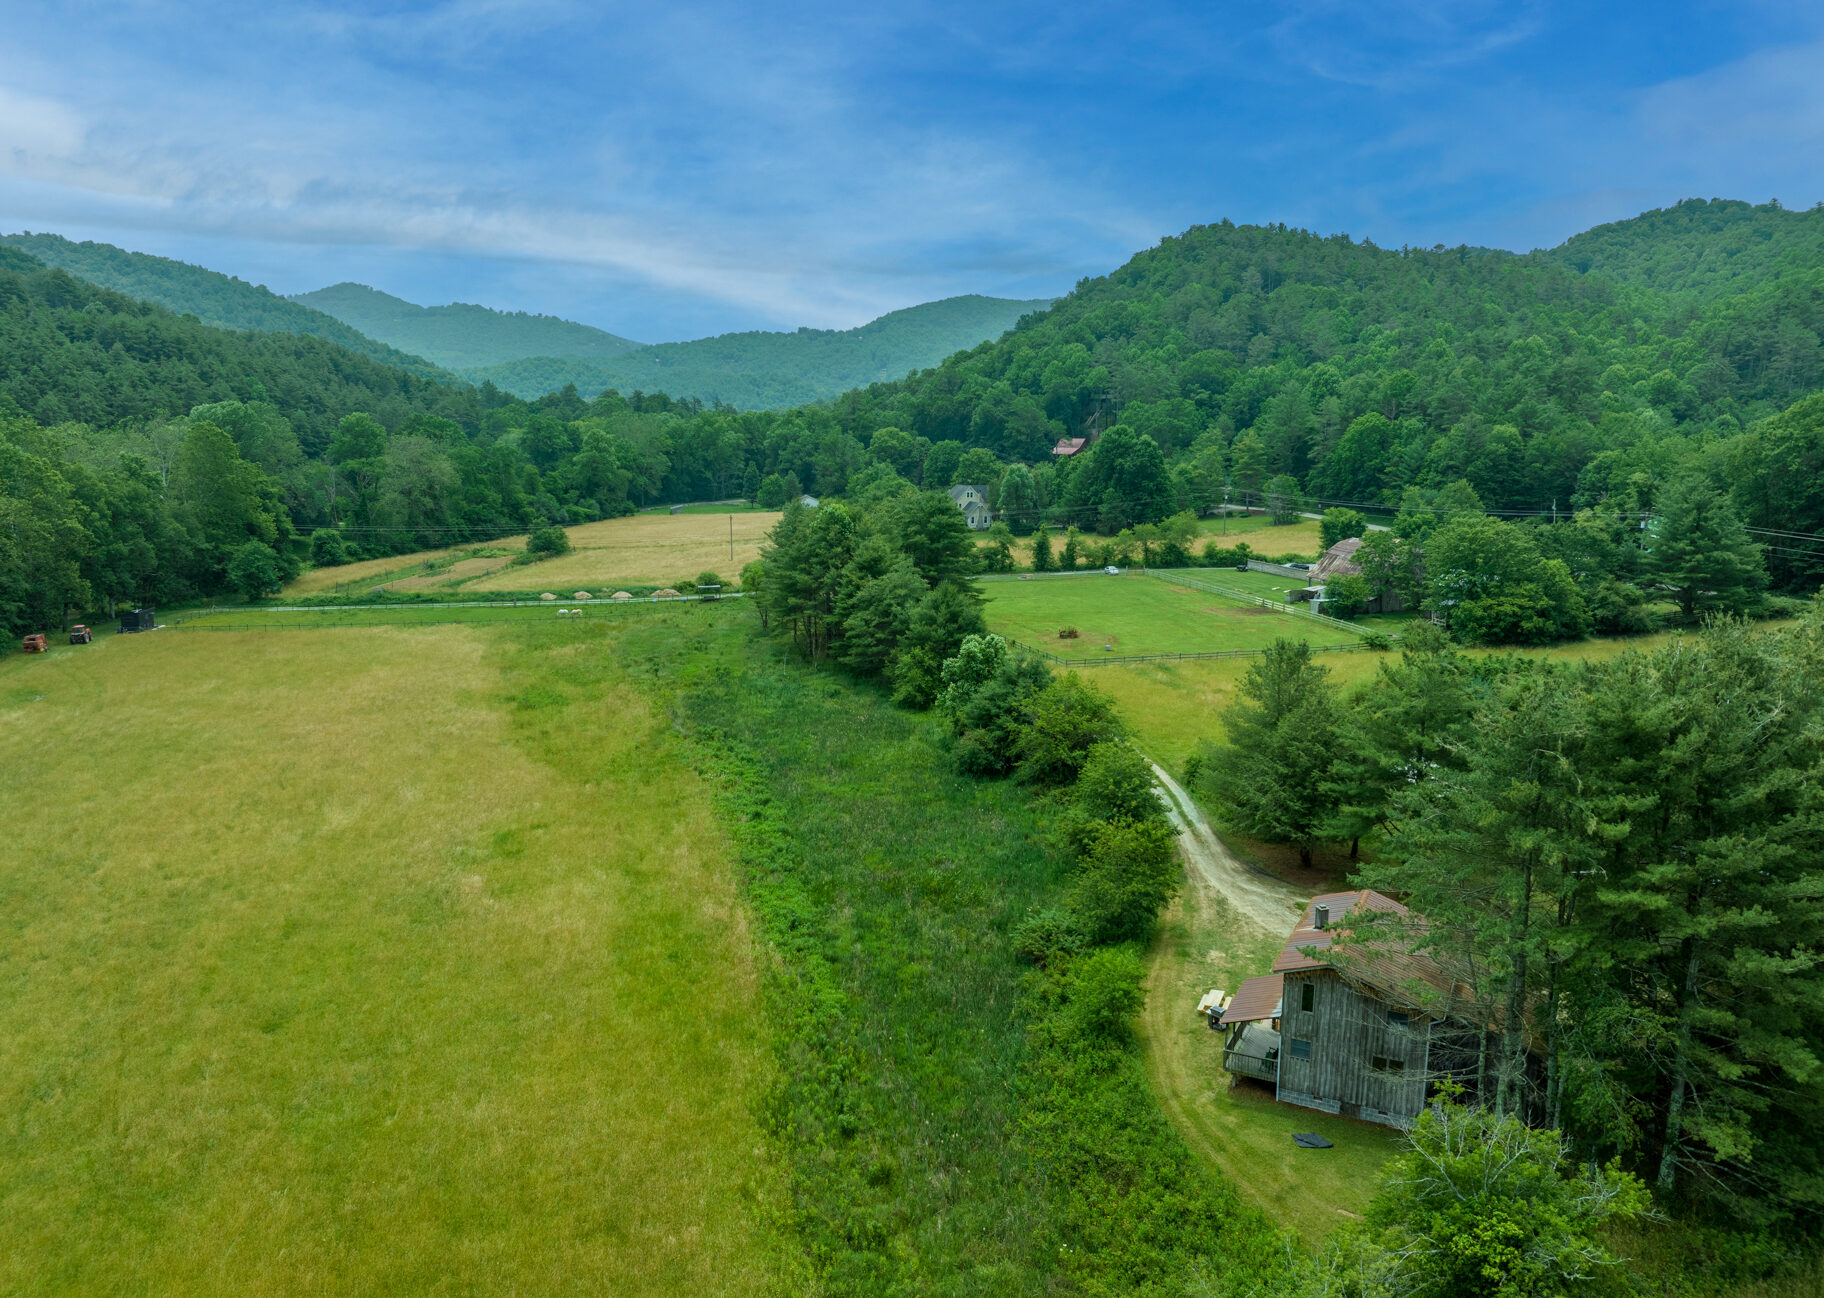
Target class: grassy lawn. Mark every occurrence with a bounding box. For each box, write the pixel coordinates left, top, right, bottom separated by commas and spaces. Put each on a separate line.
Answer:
995, 516, 1325, 569
982, 572, 1361, 658
0, 624, 785, 1295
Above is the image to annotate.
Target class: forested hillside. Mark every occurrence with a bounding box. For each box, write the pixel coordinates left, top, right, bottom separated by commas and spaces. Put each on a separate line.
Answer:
1545, 197, 1824, 300
0, 233, 447, 379
291, 282, 644, 370
459, 294, 1053, 407
6, 201, 1824, 636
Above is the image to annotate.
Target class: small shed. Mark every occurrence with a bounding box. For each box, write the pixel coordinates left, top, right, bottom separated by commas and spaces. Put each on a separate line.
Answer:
1051, 437, 1087, 457
947, 484, 992, 530
119, 607, 156, 633
799, 494, 821, 508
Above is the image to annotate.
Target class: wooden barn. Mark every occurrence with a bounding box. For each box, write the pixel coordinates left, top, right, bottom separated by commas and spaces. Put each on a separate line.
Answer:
1217, 890, 1470, 1128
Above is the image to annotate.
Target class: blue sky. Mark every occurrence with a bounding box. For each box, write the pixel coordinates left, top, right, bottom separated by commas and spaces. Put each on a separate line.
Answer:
2, 2, 1821, 341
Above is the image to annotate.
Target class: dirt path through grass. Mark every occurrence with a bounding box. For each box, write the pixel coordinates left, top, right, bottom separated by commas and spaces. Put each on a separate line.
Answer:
1139, 764, 1401, 1243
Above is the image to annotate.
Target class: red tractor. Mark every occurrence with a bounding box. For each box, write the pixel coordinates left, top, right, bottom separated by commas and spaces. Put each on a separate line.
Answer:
69, 625, 93, 644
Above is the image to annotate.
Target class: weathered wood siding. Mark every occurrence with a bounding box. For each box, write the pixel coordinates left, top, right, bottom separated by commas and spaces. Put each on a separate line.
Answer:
1274, 970, 1428, 1126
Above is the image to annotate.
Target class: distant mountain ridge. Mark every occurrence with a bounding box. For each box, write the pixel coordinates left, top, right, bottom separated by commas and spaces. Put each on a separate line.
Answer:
289, 282, 645, 371
0, 232, 449, 380
456, 294, 1056, 408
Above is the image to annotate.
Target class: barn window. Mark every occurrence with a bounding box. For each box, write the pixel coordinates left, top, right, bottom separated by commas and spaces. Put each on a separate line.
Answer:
1387, 1010, 1409, 1027
1301, 983, 1315, 1012
1371, 1055, 1406, 1076
1289, 1038, 1312, 1060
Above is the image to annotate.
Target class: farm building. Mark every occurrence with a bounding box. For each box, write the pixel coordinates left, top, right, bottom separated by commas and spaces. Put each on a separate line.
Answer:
947, 484, 993, 530
1050, 436, 1087, 457
1217, 890, 1479, 1128
1291, 537, 1406, 613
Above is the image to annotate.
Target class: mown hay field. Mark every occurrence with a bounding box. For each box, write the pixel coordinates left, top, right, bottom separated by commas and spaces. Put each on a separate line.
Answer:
282, 510, 779, 599
0, 626, 786, 1296
982, 571, 1361, 659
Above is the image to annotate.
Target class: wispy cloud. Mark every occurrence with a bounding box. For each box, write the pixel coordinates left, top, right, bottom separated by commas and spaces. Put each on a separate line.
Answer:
0, 2, 1817, 338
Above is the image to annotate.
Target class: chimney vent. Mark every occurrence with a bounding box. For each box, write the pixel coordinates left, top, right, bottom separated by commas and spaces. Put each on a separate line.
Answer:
1313, 904, 1330, 931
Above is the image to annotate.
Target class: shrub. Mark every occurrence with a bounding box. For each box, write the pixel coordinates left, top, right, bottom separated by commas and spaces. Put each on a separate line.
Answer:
1061, 947, 1147, 1044
309, 529, 350, 567
1068, 819, 1179, 944
1337, 1093, 1650, 1297
1071, 742, 1164, 825
526, 525, 572, 558
1014, 676, 1125, 785
1359, 631, 1392, 651
1010, 907, 1087, 967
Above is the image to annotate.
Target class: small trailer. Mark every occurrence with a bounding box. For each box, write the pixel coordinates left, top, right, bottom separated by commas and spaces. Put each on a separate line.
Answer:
119, 607, 156, 633
21, 634, 48, 653
69, 624, 93, 644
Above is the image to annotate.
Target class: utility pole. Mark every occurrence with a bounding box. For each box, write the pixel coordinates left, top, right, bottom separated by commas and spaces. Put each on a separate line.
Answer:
729, 514, 734, 565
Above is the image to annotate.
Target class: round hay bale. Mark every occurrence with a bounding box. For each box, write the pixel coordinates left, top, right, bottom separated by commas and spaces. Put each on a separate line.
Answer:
653, 588, 682, 598
573, 591, 593, 600
539, 592, 557, 601
610, 591, 633, 600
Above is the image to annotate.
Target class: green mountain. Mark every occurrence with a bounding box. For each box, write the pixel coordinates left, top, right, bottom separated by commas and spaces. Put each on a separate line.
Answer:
0, 243, 477, 454
0, 232, 448, 380
1542, 197, 1824, 301
290, 282, 644, 371
460, 294, 1055, 407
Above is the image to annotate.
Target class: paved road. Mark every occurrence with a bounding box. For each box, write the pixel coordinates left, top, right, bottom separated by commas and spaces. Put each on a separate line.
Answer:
1150, 761, 1305, 935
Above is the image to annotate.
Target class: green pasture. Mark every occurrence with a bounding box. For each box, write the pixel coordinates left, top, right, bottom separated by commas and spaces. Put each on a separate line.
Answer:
0, 622, 785, 1296
982, 572, 1360, 658
178, 597, 741, 631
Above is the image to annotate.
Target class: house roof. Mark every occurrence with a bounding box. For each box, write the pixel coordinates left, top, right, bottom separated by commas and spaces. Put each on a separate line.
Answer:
1217, 973, 1284, 1026
1051, 437, 1087, 456
1271, 890, 1464, 1011
1307, 536, 1366, 585
948, 484, 986, 501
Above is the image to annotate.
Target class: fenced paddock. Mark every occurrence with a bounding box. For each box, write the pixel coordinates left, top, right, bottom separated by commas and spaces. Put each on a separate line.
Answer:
980, 569, 1372, 661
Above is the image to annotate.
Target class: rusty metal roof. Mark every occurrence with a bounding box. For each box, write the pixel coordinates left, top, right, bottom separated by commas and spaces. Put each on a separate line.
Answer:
1271, 889, 1465, 1011
1217, 973, 1284, 1026
1308, 536, 1366, 585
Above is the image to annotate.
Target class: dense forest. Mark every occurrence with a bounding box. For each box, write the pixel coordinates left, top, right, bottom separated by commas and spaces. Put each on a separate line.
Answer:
291, 282, 644, 370
0, 233, 449, 379
456, 293, 1054, 407
5, 199, 1824, 634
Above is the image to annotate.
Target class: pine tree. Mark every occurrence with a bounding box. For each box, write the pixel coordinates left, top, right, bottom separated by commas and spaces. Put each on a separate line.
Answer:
1031, 524, 1055, 572
1644, 475, 1767, 619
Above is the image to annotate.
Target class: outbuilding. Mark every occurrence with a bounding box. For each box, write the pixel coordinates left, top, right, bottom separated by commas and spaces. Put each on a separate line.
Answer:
1218, 890, 1472, 1128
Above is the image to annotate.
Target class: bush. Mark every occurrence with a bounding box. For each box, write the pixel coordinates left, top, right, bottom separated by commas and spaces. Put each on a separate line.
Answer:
1014, 676, 1125, 785
1061, 947, 1147, 1044
309, 529, 350, 567
1010, 907, 1087, 967
1336, 1093, 1649, 1297
1359, 631, 1392, 651
1068, 819, 1180, 944
1071, 742, 1164, 825
526, 525, 572, 558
